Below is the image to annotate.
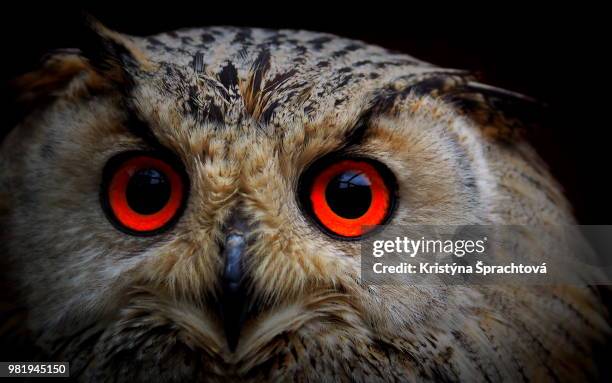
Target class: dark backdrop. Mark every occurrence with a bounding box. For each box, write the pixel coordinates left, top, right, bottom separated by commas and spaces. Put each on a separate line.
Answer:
2, 4, 609, 223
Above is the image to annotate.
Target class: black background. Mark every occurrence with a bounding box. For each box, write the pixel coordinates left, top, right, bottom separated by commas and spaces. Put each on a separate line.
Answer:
2, 3, 610, 223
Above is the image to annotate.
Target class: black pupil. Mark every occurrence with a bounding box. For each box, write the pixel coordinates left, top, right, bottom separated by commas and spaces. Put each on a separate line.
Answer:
325, 170, 372, 218
126, 168, 171, 215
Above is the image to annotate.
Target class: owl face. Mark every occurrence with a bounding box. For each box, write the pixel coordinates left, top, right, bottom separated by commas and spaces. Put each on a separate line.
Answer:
0, 22, 606, 381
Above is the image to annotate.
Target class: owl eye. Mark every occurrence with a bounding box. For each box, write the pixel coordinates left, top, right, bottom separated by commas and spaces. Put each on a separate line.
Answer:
299, 157, 396, 238
101, 153, 187, 235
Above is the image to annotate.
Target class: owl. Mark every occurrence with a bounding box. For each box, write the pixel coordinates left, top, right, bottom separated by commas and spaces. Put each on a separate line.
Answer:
0, 19, 609, 382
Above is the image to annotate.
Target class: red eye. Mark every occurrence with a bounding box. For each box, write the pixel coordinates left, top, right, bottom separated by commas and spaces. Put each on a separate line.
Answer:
303, 158, 395, 238
103, 153, 186, 234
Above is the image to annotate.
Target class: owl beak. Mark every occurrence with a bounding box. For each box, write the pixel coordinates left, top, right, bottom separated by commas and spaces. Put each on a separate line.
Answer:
220, 212, 249, 352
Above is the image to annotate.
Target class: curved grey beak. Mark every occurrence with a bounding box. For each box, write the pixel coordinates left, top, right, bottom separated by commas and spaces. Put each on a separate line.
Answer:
220, 212, 249, 352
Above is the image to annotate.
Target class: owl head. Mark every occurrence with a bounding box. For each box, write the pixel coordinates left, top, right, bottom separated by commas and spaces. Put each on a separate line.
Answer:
0, 20, 608, 381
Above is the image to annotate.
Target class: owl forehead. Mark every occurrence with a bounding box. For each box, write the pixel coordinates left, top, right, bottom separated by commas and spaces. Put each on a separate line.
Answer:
139, 27, 427, 73
132, 27, 435, 129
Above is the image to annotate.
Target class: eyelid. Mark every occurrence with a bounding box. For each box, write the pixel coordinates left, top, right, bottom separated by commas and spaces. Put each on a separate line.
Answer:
297, 153, 398, 241
100, 150, 190, 236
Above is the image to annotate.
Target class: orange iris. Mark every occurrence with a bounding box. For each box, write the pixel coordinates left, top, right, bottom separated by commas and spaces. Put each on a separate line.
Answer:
309, 159, 391, 237
106, 155, 184, 233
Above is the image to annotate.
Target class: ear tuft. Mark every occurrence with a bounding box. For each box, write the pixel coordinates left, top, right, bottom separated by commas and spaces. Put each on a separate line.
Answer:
81, 14, 156, 83
408, 72, 547, 142
11, 49, 107, 113
10, 16, 155, 119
